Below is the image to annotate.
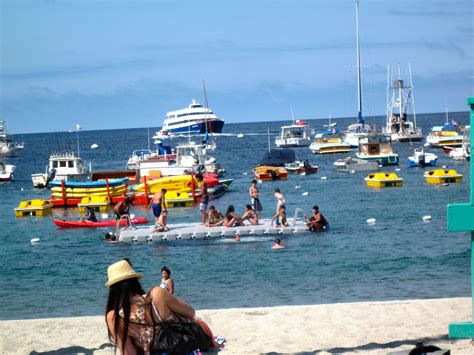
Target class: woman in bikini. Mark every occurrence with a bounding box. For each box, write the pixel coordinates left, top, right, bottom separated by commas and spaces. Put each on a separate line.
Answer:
224, 205, 243, 227
241, 204, 259, 225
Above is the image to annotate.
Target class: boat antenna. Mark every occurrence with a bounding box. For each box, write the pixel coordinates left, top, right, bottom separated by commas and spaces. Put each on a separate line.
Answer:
147, 127, 150, 150
355, 0, 364, 127
75, 123, 81, 157
408, 63, 417, 129
386, 64, 390, 131
267, 127, 271, 153
445, 98, 449, 124
291, 107, 295, 124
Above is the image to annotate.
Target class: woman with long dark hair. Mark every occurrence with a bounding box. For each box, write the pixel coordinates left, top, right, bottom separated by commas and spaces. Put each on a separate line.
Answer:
105, 259, 212, 354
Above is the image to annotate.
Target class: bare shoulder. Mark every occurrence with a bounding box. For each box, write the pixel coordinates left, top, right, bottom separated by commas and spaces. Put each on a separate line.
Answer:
106, 310, 115, 328
150, 286, 167, 300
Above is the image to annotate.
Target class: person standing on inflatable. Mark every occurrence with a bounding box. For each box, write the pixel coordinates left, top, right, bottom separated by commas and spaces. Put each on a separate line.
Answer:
249, 179, 263, 219
196, 173, 208, 224
148, 188, 167, 229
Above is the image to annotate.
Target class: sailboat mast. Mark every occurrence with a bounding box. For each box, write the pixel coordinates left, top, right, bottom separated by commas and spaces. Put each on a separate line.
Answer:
386, 64, 390, 131
355, 0, 363, 126
267, 127, 271, 153
397, 64, 403, 133
408, 63, 417, 128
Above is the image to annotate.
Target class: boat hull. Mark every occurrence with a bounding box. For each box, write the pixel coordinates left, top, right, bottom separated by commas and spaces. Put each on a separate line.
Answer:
356, 154, 399, 166
165, 120, 224, 135
253, 166, 288, 181
424, 169, 463, 184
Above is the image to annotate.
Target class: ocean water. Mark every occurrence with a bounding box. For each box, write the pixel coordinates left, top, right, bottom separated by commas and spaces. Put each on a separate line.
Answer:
0, 112, 471, 320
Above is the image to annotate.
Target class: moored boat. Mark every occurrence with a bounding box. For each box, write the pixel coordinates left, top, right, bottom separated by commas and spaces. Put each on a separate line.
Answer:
426, 123, 464, 148
0, 156, 15, 181
253, 166, 288, 181
356, 134, 399, 166
284, 160, 318, 174
407, 148, 438, 167
15, 200, 52, 217
0, 121, 24, 157
383, 64, 423, 142
334, 157, 379, 173
365, 173, 403, 188
275, 120, 312, 148
159, 99, 224, 135
309, 131, 351, 154
424, 169, 462, 184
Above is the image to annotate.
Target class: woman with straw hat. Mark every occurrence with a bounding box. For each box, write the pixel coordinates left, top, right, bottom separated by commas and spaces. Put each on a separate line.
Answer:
105, 259, 212, 354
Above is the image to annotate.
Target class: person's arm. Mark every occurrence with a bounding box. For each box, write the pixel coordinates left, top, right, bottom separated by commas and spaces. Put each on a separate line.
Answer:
162, 196, 167, 213
106, 311, 138, 355
167, 278, 174, 295
151, 287, 195, 319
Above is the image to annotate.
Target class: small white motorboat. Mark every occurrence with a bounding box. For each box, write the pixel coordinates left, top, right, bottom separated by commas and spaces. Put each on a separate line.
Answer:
407, 147, 438, 167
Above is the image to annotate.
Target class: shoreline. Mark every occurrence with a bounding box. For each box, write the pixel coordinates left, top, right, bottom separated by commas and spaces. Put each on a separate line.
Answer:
1, 297, 473, 354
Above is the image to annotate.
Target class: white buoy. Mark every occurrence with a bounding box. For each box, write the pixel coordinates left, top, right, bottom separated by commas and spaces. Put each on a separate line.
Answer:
378, 164, 383, 168
257, 180, 263, 184
422, 215, 432, 221
31, 238, 40, 244
242, 172, 248, 175
367, 218, 376, 224
350, 170, 356, 174
395, 168, 400, 171
91, 143, 99, 149
442, 183, 450, 187
101, 213, 109, 219
302, 192, 310, 196
321, 176, 328, 180
424, 143, 430, 147
237, 133, 244, 138
442, 165, 448, 169
294, 185, 302, 189
21, 188, 24, 191
130, 214, 135, 219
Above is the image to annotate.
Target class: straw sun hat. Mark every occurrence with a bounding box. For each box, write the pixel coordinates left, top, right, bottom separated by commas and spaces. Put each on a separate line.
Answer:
106, 260, 143, 287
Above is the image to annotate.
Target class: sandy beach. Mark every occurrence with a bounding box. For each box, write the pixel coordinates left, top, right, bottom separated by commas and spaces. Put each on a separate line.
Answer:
1, 297, 473, 354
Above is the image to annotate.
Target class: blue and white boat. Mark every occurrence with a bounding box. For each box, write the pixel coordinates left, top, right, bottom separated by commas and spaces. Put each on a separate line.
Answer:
407, 147, 438, 167
158, 100, 224, 135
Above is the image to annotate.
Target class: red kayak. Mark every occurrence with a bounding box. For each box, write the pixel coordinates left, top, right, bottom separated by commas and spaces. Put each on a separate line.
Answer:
53, 217, 149, 228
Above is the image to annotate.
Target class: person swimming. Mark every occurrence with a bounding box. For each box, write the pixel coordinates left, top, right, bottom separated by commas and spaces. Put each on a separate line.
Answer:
272, 238, 286, 249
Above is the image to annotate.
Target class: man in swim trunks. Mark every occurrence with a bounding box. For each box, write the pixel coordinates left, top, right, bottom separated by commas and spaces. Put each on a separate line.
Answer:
249, 179, 263, 219
148, 188, 167, 230
114, 194, 134, 229
207, 205, 224, 227
196, 173, 208, 224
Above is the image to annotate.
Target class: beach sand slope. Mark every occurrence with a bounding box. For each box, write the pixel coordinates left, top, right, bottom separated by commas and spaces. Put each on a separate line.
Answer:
1, 298, 473, 354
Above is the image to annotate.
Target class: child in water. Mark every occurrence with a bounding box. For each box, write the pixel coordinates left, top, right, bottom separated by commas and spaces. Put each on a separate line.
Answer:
272, 238, 286, 249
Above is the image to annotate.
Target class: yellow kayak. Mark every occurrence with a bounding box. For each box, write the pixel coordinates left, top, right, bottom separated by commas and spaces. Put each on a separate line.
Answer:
51, 184, 127, 194
132, 175, 197, 194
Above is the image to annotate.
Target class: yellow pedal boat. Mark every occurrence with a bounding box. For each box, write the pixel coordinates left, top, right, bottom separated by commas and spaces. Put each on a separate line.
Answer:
15, 199, 52, 217
365, 172, 403, 188
424, 169, 463, 184
78, 196, 110, 213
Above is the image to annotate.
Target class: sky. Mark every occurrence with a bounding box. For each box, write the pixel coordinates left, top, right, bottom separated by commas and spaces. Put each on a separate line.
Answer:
0, 0, 472, 133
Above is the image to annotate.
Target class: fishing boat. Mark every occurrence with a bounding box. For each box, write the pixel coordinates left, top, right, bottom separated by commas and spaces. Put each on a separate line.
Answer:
275, 120, 312, 148
426, 105, 464, 148
424, 169, 463, 184
126, 149, 154, 170
333, 157, 379, 173
53, 217, 149, 228
0, 156, 15, 181
356, 134, 399, 166
345, 0, 372, 147
407, 147, 438, 167
0, 121, 24, 157
31, 151, 91, 188
15, 200, 52, 217
284, 160, 318, 174
309, 131, 351, 154
383, 64, 423, 142
365, 172, 403, 188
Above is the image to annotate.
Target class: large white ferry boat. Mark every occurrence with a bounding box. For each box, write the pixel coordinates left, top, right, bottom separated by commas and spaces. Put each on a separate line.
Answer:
159, 100, 224, 135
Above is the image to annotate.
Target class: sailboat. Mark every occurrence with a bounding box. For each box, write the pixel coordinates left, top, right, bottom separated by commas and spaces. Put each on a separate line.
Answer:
345, 0, 372, 148
383, 64, 423, 142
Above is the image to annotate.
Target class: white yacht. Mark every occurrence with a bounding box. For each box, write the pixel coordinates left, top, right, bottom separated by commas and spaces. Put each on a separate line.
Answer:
309, 131, 351, 154
31, 151, 91, 188
0, 121, 24, 157
275, 120, 312, 148
383, 64, 423, 142
0, 156, 15, 181
138, 140, 224, 177
158, 99, 224, 136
